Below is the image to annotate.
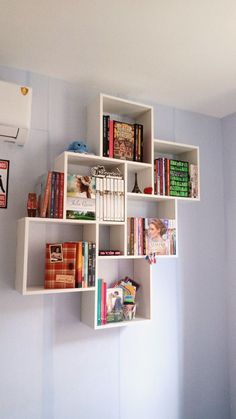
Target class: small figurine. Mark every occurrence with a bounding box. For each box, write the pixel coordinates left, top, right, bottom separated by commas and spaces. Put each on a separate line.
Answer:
132, 173, 142, 193
27, 193, 37, 217
67, 141, 88, 153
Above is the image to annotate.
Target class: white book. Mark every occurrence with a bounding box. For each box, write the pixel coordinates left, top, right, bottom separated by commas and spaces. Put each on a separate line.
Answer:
106, 177, 111, 221
118, 179, 124, 222
103, 177, 107, 221
114, 178, 118, 221
120, 179, 124, 221
110, 178, 114, 221
95, 177, 100, 221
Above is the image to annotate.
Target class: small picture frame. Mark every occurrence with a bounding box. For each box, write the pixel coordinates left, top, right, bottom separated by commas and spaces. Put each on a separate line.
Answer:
0, 159, 10, 209
49, 244, 63, 263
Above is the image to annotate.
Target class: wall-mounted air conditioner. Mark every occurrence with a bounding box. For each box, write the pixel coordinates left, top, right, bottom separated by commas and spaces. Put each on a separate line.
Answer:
0, 80, 32, 146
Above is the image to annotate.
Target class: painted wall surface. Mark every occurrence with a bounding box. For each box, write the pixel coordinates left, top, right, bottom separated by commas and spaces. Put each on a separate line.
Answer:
0, 66, 229, 419
222, 114, 236, 419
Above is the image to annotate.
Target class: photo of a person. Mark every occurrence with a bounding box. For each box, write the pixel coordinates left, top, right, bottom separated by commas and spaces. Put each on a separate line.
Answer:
49, 244, 63, 262
147, 218, 167, 255
113, 291, 123, 313
75, 176, 92, 198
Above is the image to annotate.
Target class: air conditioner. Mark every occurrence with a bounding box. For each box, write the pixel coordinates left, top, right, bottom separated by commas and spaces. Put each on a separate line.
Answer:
0, 80, 32, 146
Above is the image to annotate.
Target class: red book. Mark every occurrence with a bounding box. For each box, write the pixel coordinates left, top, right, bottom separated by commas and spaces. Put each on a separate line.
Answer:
40, 172, 52, 217
101, 281, 107, 325
109, 119, 114, 158
45, 242, 76, 289
54, 172, 60, 218
58, 172, 64, 218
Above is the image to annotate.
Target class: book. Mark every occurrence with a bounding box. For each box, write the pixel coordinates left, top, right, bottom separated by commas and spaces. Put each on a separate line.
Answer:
97, 278, 102, 326
36, 171, 52, 218
66, 174, 96, 220
189, 164, 198, 198
144, 218, 176, 256
113, 121, 134, 161
106, 287, 123, 323
45, 242, 77, 289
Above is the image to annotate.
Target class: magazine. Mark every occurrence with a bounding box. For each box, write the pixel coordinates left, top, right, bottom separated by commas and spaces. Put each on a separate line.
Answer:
106, 287, 123, 323
66, 174, 96, 220
144, 218, 176, 256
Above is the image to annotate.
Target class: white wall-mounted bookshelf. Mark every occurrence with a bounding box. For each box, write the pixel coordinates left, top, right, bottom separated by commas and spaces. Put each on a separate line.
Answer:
15, 93, 200, 330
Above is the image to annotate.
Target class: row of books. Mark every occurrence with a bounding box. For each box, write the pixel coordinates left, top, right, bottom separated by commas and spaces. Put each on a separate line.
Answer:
103, 115, 144, 162
97, 277, 138, 325
127, 217, 176, 256
45, 241, 96, 289
36, 171, 64, 218
154, 158, 198, 198
95, 176, 125, 222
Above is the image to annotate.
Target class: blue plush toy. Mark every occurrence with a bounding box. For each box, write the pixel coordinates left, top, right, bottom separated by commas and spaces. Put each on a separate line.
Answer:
67, 140, 88, 153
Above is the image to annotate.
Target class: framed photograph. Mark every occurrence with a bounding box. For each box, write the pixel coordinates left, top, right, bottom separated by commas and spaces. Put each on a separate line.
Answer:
49, 243, 63, 263
0, 159, 10, 209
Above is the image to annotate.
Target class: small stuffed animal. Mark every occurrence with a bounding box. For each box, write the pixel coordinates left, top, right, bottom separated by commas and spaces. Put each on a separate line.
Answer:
67, 141, 88, 153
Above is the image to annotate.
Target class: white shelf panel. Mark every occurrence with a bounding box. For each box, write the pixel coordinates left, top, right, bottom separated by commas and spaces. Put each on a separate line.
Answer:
127, 192, 175, 202
21, 217, 97, 225
102, 93, 153, 118
154, 139, 199, 154
98, 221, 125, 226
95, 317, 151, 330
24, 286, 96, 295
126, 161, 152, 172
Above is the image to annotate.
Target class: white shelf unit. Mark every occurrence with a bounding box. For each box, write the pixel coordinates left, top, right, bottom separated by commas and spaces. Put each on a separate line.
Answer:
15, 93, 200, 330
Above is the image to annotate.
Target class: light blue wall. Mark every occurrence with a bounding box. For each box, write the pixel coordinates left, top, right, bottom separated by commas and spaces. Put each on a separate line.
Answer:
0, 66, 230, 419
222, 114, 236, 419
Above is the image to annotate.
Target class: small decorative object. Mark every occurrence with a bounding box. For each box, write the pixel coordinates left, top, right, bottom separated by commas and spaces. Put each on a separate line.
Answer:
27, 193, 37, 217
144, 187, 153, 194
132, 172, 142, 193
67, 141, 88, 153
123, 303, 136, 321
0, 159, 10, 209
91, 165, 122, 178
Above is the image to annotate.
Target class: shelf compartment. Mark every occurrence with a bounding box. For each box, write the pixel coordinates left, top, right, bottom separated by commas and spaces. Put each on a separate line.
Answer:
153, 139, 200, 200
87, 93, 154, 164
15, 218, 97, 295
98, 224, 125, 257
81, 257, 151, 329
127, 194, 176, 219
126, 199, 178, 257
127, 164, 153, 194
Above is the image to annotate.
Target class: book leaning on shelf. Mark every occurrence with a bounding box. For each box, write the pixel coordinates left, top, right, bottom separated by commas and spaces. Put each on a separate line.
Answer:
45, 241, 96, 289
66, 174, 96, 220
35, 171, 64, 218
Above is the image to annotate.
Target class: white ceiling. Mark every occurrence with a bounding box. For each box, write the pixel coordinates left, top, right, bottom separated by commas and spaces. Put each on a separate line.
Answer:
1, 0, 236, 118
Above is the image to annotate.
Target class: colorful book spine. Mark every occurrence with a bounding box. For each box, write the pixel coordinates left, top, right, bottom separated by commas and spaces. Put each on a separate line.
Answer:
97, 279, 102, 326
109, 119, 114, 158
101, 280, 107, 325
58, 172, 64, 218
